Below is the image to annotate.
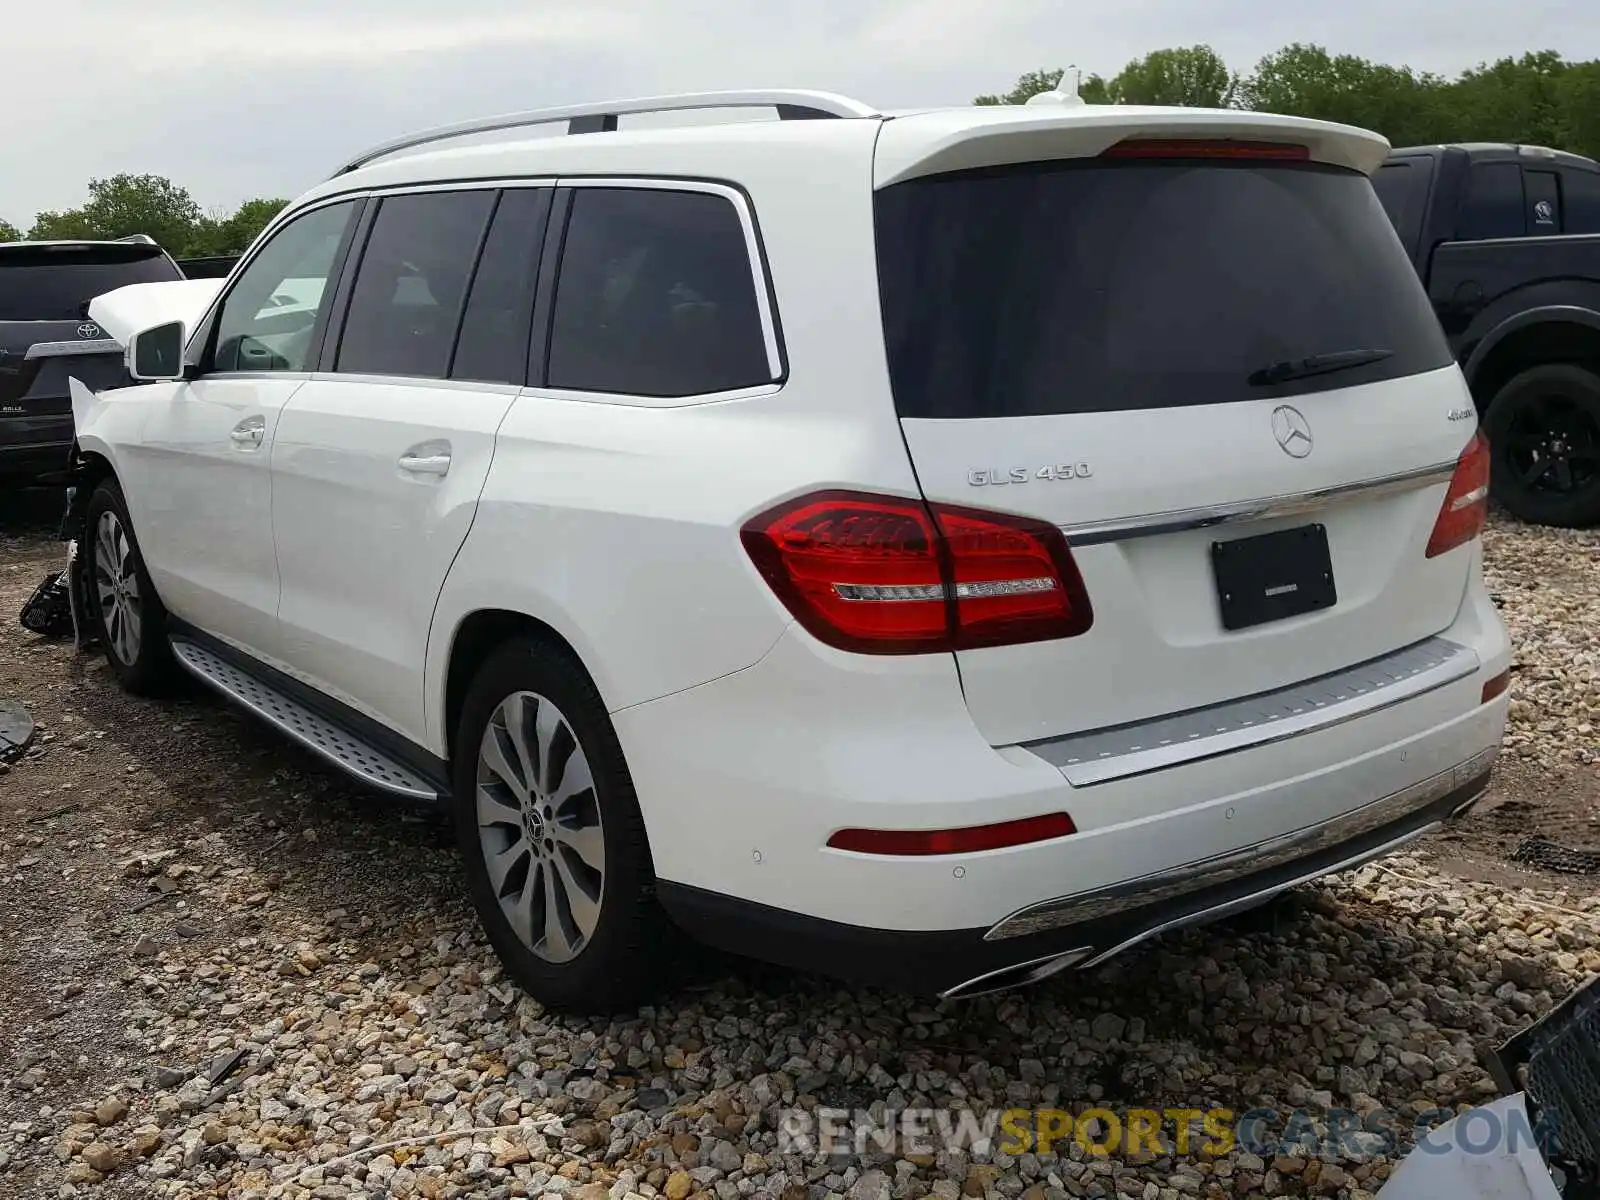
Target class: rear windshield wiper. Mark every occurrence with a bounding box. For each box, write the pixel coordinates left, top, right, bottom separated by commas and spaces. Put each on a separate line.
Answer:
1248, 348, 1393, 387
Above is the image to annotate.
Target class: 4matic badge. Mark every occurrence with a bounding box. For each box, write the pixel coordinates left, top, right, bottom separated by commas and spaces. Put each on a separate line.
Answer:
968, 462, 1093, 487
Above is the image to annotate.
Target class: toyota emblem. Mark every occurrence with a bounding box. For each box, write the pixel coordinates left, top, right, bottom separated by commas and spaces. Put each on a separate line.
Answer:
77, 323, 101, 340
1271, 405, 1313, 458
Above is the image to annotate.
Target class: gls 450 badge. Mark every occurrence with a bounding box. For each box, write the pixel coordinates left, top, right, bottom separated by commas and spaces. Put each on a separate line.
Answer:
968, 462, 1093, 487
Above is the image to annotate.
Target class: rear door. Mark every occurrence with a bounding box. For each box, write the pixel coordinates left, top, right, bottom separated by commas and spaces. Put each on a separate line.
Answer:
0, 243, 180, 477
873, 145, 1476, 745
270, 186, 549, 744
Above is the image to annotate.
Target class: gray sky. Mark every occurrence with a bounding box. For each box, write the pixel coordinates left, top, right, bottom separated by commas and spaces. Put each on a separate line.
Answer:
5, 0, 1594, 228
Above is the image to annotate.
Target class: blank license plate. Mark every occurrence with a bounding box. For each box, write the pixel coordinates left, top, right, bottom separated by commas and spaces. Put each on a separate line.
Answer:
1211, 524, 1337, 631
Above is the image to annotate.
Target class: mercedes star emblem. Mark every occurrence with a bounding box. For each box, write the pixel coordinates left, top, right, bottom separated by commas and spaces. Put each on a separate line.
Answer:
1271, 405, 1314, 459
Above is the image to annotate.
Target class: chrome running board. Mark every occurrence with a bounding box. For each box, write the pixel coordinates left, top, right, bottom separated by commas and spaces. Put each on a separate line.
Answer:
169, 637, 439, 801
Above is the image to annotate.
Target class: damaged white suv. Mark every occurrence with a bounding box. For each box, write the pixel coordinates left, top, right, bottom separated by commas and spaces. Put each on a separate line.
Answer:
67, 87, 1509, 1011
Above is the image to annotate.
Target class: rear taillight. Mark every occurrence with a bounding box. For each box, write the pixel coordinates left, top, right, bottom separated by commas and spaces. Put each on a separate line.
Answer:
1426, 430, 1491, 558
1100, 138, 1311, 161
741, 491, 1093, 654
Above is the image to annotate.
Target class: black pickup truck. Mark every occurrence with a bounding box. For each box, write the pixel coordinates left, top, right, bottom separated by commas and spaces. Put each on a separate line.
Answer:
0, 238, 183, 487
1375, 143, 1600, 526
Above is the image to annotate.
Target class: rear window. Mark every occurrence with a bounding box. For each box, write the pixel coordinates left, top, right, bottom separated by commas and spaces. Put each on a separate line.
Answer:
874, 159, 1454, 420
0, 245, 181, 321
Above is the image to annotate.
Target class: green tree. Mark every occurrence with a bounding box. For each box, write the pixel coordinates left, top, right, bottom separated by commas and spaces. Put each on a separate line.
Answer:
1236, 44, 1452, 147
27, 173, 201, 255
1108, 45, 1237, 108
0, 218, 21, 243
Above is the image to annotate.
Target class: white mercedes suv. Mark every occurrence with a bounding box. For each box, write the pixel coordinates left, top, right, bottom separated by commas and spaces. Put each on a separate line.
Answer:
66, 87, 1509, 1011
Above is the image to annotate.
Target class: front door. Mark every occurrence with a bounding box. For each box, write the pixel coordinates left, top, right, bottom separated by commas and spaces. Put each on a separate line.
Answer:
119, 199, 362, 655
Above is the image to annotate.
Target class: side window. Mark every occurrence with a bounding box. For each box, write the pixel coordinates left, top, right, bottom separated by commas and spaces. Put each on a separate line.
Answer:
1525, 170, 1562, 234
1371, 160, 1430, 258
1566, 168, 1600, 234
547, 187, 772, 397
1459, 162, 1525, 241
210, 201, 357, 373
335, 190, 495, 379
451, 188, 551, 385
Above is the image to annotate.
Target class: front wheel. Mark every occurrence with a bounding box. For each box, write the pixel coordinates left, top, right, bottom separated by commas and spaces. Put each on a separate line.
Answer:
1483, 363, 1600, 528
83, 480, 175, 693
453, 637, 670, 1013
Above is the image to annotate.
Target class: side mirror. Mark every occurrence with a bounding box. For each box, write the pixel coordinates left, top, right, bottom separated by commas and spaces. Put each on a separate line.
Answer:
126, 321, 187, 382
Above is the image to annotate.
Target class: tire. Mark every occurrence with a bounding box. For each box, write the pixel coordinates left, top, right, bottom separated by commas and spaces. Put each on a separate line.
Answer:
453, 637, 671, 1013
1482, 363, 1600, 528
83, 480, 176, 694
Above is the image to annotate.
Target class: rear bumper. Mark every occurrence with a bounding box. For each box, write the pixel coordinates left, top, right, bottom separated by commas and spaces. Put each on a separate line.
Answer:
0, 414, 73, 480
659, 755, 1493, 997
618, 554, 1511, 992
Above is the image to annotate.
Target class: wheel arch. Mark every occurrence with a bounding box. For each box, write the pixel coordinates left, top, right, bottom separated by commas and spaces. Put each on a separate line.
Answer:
1463, 308, 1600, 412
437, 608, 597, 765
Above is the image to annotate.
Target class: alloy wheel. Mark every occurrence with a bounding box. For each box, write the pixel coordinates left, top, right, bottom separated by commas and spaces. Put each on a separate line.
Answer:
94, 511, 142, 666
475, 691, 604, 963
1504, 393, 1600, 497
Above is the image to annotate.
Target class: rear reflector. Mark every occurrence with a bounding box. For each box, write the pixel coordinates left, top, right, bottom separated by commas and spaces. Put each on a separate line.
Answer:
1100, 138, 1311, 161
827, 813, 1077, 856
741, 491, 1093, 654
1481, 669, 1511, 704
1426, 430, 1491, 558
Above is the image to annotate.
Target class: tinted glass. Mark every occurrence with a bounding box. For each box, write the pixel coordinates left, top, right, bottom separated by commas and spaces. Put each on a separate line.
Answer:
875, 160, 1454, 420
1525, 170, 1562, 234
1372, 159, 1432, 257
547, 188, 770, 397
451, 188, 550, 385
336, 190, 494, 379
212, 202, 356, 373
1459, 162, 1525, 240
1566, 167, 1600, 234
0, 247, 181, 321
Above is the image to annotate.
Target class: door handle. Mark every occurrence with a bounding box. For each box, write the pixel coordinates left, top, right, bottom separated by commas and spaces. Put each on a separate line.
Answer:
398, 440, 451, 477
229, 416, 265, 449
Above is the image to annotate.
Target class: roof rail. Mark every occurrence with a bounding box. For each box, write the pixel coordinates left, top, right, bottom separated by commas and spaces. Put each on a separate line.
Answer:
114, 233, 158, 245
330, 89, 881, 178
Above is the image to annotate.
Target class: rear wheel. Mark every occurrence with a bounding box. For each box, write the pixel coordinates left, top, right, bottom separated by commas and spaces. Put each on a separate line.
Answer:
1483, 364, 1600, 527
83, 480, 175, 693
452, 637, 670, 1013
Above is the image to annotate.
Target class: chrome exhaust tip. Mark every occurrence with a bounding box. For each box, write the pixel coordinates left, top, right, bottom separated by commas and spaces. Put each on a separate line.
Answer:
939, 947, 1094, 1001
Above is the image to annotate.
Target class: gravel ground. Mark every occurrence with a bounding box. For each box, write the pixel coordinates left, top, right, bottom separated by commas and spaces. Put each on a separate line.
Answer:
1, 497, 1598, 1200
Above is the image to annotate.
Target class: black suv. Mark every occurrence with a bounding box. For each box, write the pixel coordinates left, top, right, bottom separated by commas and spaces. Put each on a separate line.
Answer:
1, 237, 182, 486
1375, 143, 1600, 526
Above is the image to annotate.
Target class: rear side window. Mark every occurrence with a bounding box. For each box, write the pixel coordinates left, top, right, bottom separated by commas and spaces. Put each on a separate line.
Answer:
451, 188, 550, 385
1525, 170, 1562, 234
875, 159, 1453, 420
1459, 162, 1526, 240
0, 246, 181, 321
1567, 167, 1600, 234
546, 187, 771, 397
336, 190, 495, 379
1372, 159, 1433, 257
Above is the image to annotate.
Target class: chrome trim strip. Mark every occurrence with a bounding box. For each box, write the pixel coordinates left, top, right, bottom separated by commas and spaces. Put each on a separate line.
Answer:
1024, 637, 1478, 787
985, 745, 1496, 942
1062, 460, 1456, 547
169, 638, 438, 802
1076, 820, 1441, 969
24, 338, 122, 360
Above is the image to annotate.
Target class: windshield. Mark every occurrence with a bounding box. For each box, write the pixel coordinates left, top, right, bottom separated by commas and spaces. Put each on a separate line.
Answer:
0, 246, 182, 321
874, 158, 1452, 419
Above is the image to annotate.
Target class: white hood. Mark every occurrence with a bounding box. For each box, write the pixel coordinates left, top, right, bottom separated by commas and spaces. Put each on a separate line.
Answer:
87, 278, 224, 345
